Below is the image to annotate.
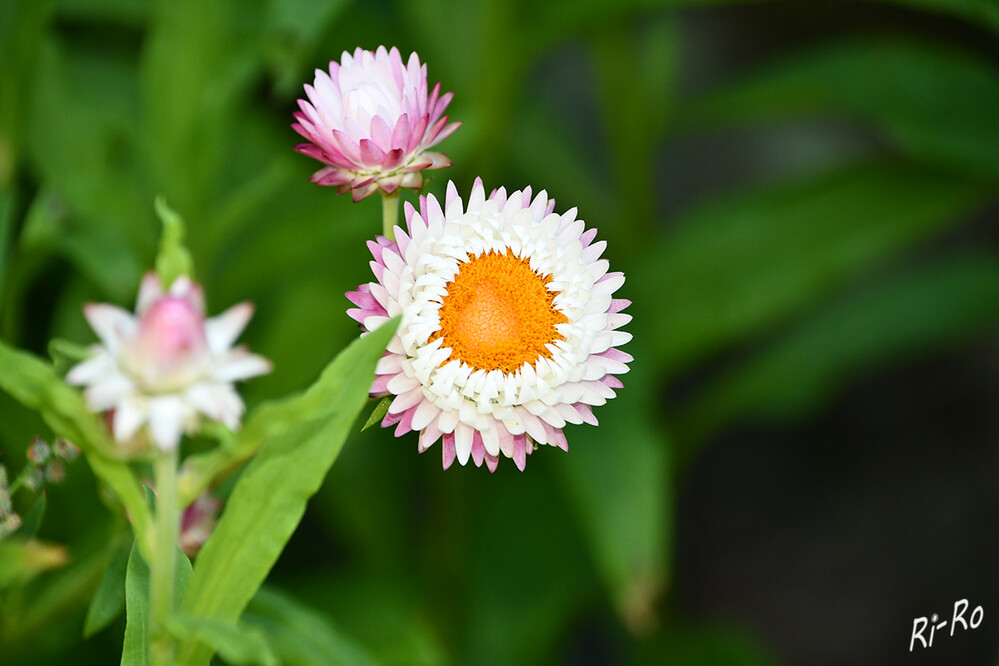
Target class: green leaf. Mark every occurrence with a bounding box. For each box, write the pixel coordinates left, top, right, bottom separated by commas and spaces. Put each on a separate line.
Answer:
140, 0, 261, 216
48, 337, 93, 375
178, 309, 392, 504
154, 195, 194, 286
0, 0, 54, 185
177, 318, 398, 666
19, 187, 144, 302
25, 38, 153, 288
680, 39, 999, 179
263, 0, 353, 96
1, 531, 124, 641
679, 254, 999, 443
17, 493, 46, 538
83, 538, 130, 638
168, 615, 277, 666
0, 538, 68, 587
242, 586, 379, 666
360, 397, 391, 432
121, 543, 194, 666
121, 542, 149, 666
637, 161, 992, 377
0, 188, 13, 299
0, 341, 152, 557
557, 337, 668, 633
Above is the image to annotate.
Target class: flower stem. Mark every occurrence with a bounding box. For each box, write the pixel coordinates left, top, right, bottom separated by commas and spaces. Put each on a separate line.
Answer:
381, 192, 400, 241
149, 447, 179, 666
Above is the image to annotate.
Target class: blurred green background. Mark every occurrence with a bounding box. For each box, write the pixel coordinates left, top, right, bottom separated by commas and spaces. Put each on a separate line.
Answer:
2, 0, 999, 664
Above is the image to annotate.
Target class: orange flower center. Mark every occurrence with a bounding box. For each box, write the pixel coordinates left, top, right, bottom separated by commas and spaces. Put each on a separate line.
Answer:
430, 250, 567, 373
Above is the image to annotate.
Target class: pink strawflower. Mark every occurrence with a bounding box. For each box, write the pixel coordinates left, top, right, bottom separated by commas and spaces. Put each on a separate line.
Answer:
292, 45, 460, 201
67, 273, 272, 452
347, 180, 632, 471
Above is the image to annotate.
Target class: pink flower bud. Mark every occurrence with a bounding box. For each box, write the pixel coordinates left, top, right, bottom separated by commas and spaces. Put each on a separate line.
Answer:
126, 295, 210, 392
293, 46, 461, 201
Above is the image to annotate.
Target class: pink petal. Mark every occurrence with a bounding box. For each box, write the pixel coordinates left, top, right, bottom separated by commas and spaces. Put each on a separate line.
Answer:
512, 435, 528, 471
442, 432, 456, 469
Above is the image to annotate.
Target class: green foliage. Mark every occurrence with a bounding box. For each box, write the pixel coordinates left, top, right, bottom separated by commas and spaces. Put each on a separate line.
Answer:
167, 615, 277, 666
639, 161, 992, 377
122, 544, 193, 666
121, 543, 150, 666
177, 318, 398, 666
242, 587, 379, 666
0, 342, 153, 557
680, 39, 999, 180
0, 538, 68, 587
18, 493, 47, 538
84, 539, 130, 638
679, 254, 999, 443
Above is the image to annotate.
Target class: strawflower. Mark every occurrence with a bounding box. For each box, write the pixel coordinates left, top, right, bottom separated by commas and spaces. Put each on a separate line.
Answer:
67, 273, 271, 452
293, 45, 460, 201
347, 180, 632, 471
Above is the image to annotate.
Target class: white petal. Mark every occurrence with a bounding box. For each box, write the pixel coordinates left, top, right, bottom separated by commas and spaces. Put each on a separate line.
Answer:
213, 350, 272, 383
186, 382, 245, 430
136, 272, 164, 314
113, 396, 148, 442
65, 350, 114, 385
83, 373, 134, 412
83, 304, 136, 353
147, 396, 190, 451
410, 399, 439, 431
453, 422, 473, 465
204, 303, 254, 355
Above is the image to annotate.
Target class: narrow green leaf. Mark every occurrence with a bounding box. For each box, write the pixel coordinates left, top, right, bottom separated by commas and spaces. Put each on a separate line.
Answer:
168, 615, 277, 666
121, 542, 149, 666
360, 397, 391, 432
19, 187, 144, 302
557, 338, 668, 633
140, 0, 260, 215
177, 319, 398, 666
0, 538, 68, 587
17, 493, 46, 538
0, 341, 152, 556
83, 539, 130, 638
679, 254, 999, 443
0, 0, 54, 185
242, 586, 379, 666
121, 543, 193, 666
2, 533, 121, 640
48, 337, 92, 376
26, 39, 152, 289
153, 196, 194, 286
680, 40, 999, 179
0, 188, 13, 299
178, 311, 393, 504
637, 161, 991, 377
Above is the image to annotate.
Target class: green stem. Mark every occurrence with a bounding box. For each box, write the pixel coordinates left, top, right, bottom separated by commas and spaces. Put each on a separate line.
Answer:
381, 192, 400, 241
149, 448, 179, 666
